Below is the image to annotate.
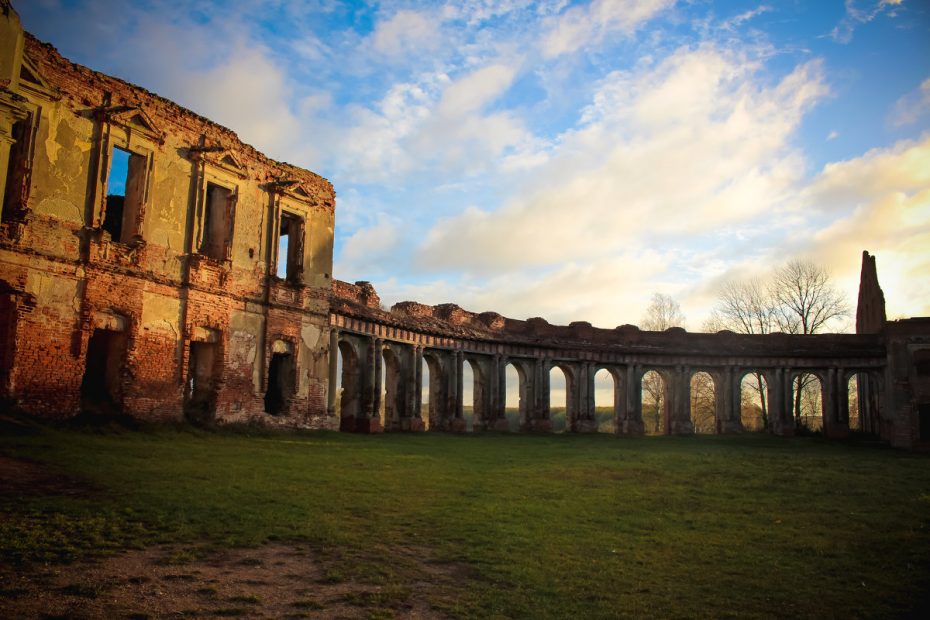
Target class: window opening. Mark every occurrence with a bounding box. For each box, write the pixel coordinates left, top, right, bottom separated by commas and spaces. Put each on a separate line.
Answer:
277, 212, 304, 281
200, 182, 233, 260
2, 116, 31, 223
264, 352, 294, 415
103, 146, 146, 243
919, 404, 930, 441
80, 329, 126, 414
914, 351, 930, 377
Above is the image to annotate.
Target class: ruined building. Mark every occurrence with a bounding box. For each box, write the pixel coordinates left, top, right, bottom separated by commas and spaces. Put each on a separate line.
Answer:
0, 4, 334, 427
1, 3, 928, 447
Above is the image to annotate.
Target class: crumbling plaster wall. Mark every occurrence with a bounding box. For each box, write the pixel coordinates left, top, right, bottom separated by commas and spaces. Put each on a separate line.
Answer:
0, 6, 336, 428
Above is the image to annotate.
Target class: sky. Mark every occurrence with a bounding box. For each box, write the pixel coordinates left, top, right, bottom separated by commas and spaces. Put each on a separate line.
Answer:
19, 0, 930, 332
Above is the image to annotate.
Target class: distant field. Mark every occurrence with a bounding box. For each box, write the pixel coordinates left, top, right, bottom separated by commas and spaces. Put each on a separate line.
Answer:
1, 418, 929, 618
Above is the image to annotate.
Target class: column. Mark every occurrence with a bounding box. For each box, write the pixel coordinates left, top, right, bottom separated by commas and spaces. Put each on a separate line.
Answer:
493, 354, 509, 431
622, 364, 644, 435
717, 367, 743, 434
575, 362, 598, 433
669, 366, 694, 435
450, 350, 466, 432
414, 346, 423, 427
767, 368, 793, 437
327, 329, 339, 418
822, 367, 850, 439
372, 338, 383, 425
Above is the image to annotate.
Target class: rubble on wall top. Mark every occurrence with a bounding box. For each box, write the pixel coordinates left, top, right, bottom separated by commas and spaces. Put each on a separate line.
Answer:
22, 33, 334, 205
330, 280, 884, 357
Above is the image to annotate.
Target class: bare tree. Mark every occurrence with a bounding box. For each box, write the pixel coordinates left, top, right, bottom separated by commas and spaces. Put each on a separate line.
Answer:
690, 372, 716, 433
641, 293, 686, 331
641, 294, 685, 433
711, 259, 850, 431
771, 259, 849, 335
771, 260, 849, 428
707, 280, 775, 429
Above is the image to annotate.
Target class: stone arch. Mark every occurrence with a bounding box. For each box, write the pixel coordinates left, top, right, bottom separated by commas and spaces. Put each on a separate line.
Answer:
550, 362, 575, 432
736, 369, 769, 431
422, 349, 446, 430
465, 355, 490, 431
789, 369, 826, 432
505, 358, 534, 431
640, 367, 670, 435
689, 370, 717, 434
337, 337, 362, 430
381, 344, 405, 431
593, 365, 621, 433
845, 368, 882, 435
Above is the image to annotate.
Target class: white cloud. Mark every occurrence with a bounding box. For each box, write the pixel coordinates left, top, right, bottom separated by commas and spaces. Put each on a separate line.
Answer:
336, 62, 530, 182
372, 9, 441, 58
890, 77, 930, 127
541, 0, 676, 58
799, 136, 930, 318
416, 45, 827, 276
829, 0, 904, 44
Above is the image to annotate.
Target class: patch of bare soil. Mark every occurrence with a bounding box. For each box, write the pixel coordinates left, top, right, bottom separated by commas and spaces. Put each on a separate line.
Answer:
0, 542, 466, 619
0, 455, 95, 498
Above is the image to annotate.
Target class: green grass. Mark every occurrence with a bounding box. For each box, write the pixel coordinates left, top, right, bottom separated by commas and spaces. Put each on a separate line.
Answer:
2, 420, 929, 618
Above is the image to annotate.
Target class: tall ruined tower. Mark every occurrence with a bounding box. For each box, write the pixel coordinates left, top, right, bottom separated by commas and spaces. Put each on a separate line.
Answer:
856, 250, 886, 335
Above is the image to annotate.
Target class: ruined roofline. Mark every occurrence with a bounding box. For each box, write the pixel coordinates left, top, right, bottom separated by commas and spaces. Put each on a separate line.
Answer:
22, 32, 334, 203
331, 280, 884, 357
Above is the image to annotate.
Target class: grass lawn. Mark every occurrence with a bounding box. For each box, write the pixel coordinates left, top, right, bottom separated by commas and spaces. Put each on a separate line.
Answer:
2, 418, 929, 618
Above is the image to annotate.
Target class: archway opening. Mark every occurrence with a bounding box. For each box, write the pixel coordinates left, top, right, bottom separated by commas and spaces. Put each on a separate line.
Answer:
337, 340, 360, 426
641, 369, 666, 435
462, 359, 476, 432
381, 347, 402, 430
594, 368, 616, 433
792, 372, 824, 432
264, 340, 295, 416
185, 341, 219, 424
81, 328, 127, 415
739, 372, 768, 431
847, 373, 859, 431
422, 353, 443, 431
690, 372, 716, 434
505, 363, 524, 432
549, 365, 571, 432
854, 371, 881, 435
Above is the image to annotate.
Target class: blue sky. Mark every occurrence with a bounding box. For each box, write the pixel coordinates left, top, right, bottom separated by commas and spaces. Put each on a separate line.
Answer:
20, 0, 930, 329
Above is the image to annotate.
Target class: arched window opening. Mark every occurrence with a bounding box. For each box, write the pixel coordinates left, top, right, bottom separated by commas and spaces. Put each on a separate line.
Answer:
739, 372, 768, 431
690, 372, 716, 434
641, 370, 666, 435
792, 372, 824, 432
847, 374, 859, 432
421, 354, 440, 431
381, 347, 404, 431
337, 340, 360, 428
594, 368, 616, 433
505, 363, 523, 432
462, 359, 475, 432
549, 365, 570, 432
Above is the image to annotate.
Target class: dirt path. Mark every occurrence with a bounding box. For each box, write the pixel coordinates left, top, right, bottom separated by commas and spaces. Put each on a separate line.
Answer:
0, 455, 463, 618
0, 542, 463, 619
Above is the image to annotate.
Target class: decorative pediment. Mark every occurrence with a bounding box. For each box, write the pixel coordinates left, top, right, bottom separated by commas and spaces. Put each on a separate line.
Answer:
17, 55, 58, 100
190, 143, 247, 178
267, 178, 316, 205
108, 106, 164, 143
